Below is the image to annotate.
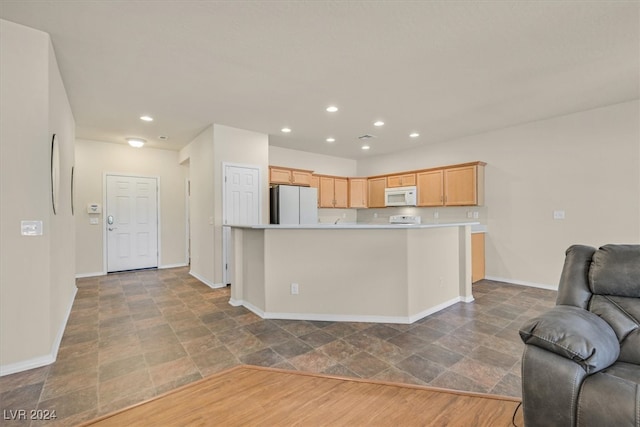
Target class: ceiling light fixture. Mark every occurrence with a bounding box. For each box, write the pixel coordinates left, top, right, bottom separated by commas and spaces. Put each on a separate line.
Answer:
374, 121, 384, 127
326, 106, 338, 113
361, 145, 370, 150
409, 132, 420, 138
140, 115, 153, 122
326, 137, 335, 143
126, 137, 146, 148
158, 135, 168, 140
281, 127, 292, 133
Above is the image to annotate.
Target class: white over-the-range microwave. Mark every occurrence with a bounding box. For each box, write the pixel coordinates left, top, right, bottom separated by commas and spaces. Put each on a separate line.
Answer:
384, 186, 417, 207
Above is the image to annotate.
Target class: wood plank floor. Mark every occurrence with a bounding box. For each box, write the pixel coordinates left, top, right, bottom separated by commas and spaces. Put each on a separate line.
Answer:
80, 365, 523, 426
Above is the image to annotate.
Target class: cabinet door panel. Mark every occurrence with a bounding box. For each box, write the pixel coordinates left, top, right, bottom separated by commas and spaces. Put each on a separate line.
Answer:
444, 166, 477, 205
349, 179, 367, 208
291, 170, 312, 186
319, 177, 335, 208
417, 170, 444, 206
368, 177, 386, 208
334, 178, 349, 208
270, 167, 291, 184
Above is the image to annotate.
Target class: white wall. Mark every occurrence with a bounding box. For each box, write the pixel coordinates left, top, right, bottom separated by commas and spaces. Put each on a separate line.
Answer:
358, 101, 640, 287
74, 139, 188, 276
269, 146, 357, 176
0, 20, 76, 374
179, 126, 215, 286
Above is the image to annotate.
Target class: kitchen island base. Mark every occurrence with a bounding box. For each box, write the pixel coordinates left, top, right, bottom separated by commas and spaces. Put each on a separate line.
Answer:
229, 224, 474, 324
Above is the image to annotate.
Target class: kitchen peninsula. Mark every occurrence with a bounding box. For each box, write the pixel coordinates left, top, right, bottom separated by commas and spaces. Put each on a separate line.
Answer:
228, 222, 477, 324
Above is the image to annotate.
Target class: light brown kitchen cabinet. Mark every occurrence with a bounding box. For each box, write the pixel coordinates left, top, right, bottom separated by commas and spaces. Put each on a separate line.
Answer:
386, 173, 416, 188
443, 164, 484, 206
348, 178, 367, 208
310, 175, 320, 206
319, 176, 348, 208
471, 232, 485, 283
367, 177, 386, 208
269, 166, 313, 186
417, 170, 444, 206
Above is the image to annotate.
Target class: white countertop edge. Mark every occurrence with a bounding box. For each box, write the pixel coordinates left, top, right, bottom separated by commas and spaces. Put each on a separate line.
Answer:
228, 221, 481, 230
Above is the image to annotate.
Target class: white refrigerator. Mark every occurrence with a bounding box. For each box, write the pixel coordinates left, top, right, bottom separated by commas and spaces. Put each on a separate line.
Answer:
270, 185, 318, 225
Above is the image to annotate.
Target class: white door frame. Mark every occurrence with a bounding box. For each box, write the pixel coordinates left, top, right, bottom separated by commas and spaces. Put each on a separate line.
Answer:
221, 162, 262, 285
103, 173, 161, 274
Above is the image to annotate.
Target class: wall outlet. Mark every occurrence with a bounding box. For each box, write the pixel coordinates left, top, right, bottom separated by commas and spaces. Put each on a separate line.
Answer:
290, 283, 299, 295
467, 211, 473, 219
473, 211, 479, 219
373, 213, 378, 219
433, 211, 439, 219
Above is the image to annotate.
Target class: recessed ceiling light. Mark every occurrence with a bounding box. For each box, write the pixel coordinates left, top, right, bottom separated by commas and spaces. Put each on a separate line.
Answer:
140, 115, 153, 122
281, 127, 292, 133
374, 121, 384, 127
409, 132, 420, 138
326, 106, 338, 113
126, 137, 146, 148
361, 145, 370, 150
326, 137, 335, 143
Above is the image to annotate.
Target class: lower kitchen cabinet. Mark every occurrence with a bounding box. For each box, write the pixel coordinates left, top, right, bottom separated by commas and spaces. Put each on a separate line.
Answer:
471, 233, 485, 283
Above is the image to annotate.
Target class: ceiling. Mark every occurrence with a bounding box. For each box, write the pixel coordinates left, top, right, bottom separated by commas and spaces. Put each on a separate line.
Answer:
1, 1, 638, 159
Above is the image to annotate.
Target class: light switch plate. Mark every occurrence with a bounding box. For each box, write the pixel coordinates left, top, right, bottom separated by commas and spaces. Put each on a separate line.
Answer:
90, 218, 99, 225
21, 220, 43, 236
553, 210, 566, 220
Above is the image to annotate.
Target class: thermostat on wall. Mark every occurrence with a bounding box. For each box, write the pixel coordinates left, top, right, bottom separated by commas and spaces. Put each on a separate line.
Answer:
87, 203, 102, 214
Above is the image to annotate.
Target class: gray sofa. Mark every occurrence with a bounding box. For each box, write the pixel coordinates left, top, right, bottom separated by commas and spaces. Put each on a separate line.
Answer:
519, 244, 640, 427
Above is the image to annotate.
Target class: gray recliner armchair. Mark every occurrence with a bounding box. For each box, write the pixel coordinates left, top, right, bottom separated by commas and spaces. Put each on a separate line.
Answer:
519, 244, 640, 427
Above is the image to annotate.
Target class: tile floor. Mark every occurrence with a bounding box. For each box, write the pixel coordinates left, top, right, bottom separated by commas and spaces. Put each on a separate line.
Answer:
0, 267, 556, 426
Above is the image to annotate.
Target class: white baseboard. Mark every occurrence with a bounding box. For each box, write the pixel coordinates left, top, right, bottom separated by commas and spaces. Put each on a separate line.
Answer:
75, 271, 105, 279
229, 298, 464, 325
159, 263, 188, 269
0, 286, 77, 377
189, 271, 226, 289
484, 276, 557, 291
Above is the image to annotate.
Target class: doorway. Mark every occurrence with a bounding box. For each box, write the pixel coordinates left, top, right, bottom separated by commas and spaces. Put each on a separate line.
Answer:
222, 163, 261, 285
105, 174, 159, 272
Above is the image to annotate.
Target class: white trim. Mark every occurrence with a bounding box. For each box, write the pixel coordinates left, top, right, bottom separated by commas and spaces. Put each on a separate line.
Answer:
159, 263, 189, 270
185, 177, 190, 266
484, 276, 557, 291
229, 297, 462, 325
0, 286, 77, 377
75, 271, 106, 278
189, 270, 226, 289
104, 173, 160, 273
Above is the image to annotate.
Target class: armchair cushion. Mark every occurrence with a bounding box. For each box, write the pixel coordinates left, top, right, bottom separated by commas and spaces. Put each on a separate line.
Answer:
519, 305, 619, 374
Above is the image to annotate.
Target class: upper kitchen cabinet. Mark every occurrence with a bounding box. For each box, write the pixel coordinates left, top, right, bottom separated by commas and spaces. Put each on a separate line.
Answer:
269, 166, 313, 186
319, 176, 348, 208
417, 162, 485, 206
386, 173, 416, 188
367, 177, 386, 208
310, 175, 320, 206
443, 162, 485, 206
348, 178, 367, 208
417, 170, 444, 206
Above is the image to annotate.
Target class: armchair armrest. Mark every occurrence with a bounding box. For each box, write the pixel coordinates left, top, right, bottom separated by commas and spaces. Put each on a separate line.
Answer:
519, 305, 619, 374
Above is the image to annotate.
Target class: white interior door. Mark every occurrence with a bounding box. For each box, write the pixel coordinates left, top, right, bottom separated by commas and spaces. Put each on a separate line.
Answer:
223, 164, 260, 284
106, 175, 158, 272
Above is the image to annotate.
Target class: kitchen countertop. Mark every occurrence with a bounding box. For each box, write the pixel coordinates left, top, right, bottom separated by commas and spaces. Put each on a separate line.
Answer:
228, 221, 481, 230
